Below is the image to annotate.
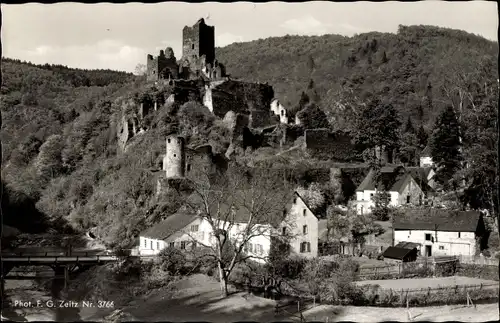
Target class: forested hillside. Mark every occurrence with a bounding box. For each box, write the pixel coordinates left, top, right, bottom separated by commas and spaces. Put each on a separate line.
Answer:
1, 25, 497, 247
217, 25, 498, 130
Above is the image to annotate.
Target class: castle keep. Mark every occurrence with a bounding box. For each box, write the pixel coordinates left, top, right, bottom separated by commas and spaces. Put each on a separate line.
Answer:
147, 18, 226, 82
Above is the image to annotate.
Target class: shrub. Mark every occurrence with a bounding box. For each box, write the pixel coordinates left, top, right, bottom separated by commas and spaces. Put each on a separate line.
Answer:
457, 263, 499, 281
158, 247, 187, 275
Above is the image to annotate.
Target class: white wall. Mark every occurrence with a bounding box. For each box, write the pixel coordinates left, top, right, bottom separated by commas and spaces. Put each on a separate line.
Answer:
139, 217, 214, 255
420, 157, 434, 168
355, 189, 399, 214
203, 85, 214, 113
394, 229, 476, 257
283, 195, 319, 258
270, 99, 288, 124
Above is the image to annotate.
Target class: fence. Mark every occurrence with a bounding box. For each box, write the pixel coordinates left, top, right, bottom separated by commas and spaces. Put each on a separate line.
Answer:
358, 256, 459, 278
375, 283, 499, 295
457, 255, 499, 266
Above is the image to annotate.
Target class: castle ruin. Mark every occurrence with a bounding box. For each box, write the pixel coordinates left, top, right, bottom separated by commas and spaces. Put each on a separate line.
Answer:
147, 18, 226, 82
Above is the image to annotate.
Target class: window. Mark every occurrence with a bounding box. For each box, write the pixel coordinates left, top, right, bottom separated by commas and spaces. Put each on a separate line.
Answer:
293, 197, 297, 204
360, 206, 364, 215
370, 193, 374, 199
192, 241, 197, 249
439, 245, 444, 250
425, 233, 432, 241
150, 241, 153, 250
282, 227, 287, 235
173, 154, 177, 157
192, 44, 195, 49
248, 243, 254, 253
167, 139, 171, 143
281, 110, 284, 116
303, 209, 307, 216
255, 244, 263, 255
187, 164, 191, 172
144, 239, 147, 248
406, 195, 411, 204
303, 225, 308, 235
169, 242, 175, 248
180, 241, 186, 250
306, 242, 311, 253
300, 242, 311, 253
190, 225, 199, 232
458, 232, 461, 238
157, 241, 160, 250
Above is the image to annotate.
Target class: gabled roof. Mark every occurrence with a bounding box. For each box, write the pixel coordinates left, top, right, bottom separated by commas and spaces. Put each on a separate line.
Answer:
140, 212, 198, 240
383, 246, 417, 260
185, 189, 295, 227
421, 145, 431, 157
356, 166, 416, 193
285, 191, 321, 220
393, 209, 483, 232
406, 167, 434, 194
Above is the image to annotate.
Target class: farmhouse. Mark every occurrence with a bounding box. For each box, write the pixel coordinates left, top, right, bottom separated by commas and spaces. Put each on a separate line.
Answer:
419, 145, 434, 168
139, 211, 210, 256
393, 209, 487, 257
355, 166, 425, 215
138, 190, 321, 262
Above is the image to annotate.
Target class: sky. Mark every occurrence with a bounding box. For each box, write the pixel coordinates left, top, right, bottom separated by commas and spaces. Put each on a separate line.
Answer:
2, 1, 498, 73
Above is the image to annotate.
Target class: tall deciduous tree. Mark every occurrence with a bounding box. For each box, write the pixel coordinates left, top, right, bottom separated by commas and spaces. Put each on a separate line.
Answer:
429, 106, 463, 189
34, 134, 64, 180
184, 166, 293, 297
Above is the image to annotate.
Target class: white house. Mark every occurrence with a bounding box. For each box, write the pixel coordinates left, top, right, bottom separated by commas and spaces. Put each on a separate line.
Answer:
355, 166, 426, 215
393, 209, 487, 257
281, 192, 321, 258
138, 191, 321, 262
419, 145, 434, 168
270, 99, 289, 124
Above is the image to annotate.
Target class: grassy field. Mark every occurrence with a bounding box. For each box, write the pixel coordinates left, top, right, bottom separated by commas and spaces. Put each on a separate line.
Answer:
355, 276, 499, 290
77, 274, 499, 323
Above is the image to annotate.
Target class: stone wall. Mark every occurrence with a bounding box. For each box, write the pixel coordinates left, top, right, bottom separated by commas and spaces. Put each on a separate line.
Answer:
304, 129, 360, 162
211, 80, 275, 128
182, 18, 215, 77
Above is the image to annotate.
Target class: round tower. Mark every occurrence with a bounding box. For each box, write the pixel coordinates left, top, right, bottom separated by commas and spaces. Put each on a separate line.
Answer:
164, 134, 186, 178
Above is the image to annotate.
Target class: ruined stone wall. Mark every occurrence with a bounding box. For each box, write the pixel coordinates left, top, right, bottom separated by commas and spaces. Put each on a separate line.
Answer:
182, 18, 215, 77
146, 54, 159, 82
172, 80, 205, 106
211, 80, 275, 128
305, 129, 360, 162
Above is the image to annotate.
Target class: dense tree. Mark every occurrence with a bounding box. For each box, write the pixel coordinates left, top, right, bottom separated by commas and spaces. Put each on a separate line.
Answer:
34, 134, 64, 180
353, 99, 402, 168
429, 106, 463, 189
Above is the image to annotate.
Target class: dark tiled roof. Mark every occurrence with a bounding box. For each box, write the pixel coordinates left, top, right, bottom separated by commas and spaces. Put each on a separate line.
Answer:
186, 189, 295, 227
393, 209, 482, 232
421, 145, 431, 157
356, 166, 411, 193
395, 241, 421, 249
406, 167, 434, 194
383, 246, 417, 260
141, 212, 198, 240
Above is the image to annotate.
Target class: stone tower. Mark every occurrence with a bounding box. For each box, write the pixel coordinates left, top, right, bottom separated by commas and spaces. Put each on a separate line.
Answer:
163, 134, 186, 179
182, 18, 215, 75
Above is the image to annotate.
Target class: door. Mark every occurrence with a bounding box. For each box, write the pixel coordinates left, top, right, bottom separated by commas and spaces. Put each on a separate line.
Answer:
425, 245, 432, 257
